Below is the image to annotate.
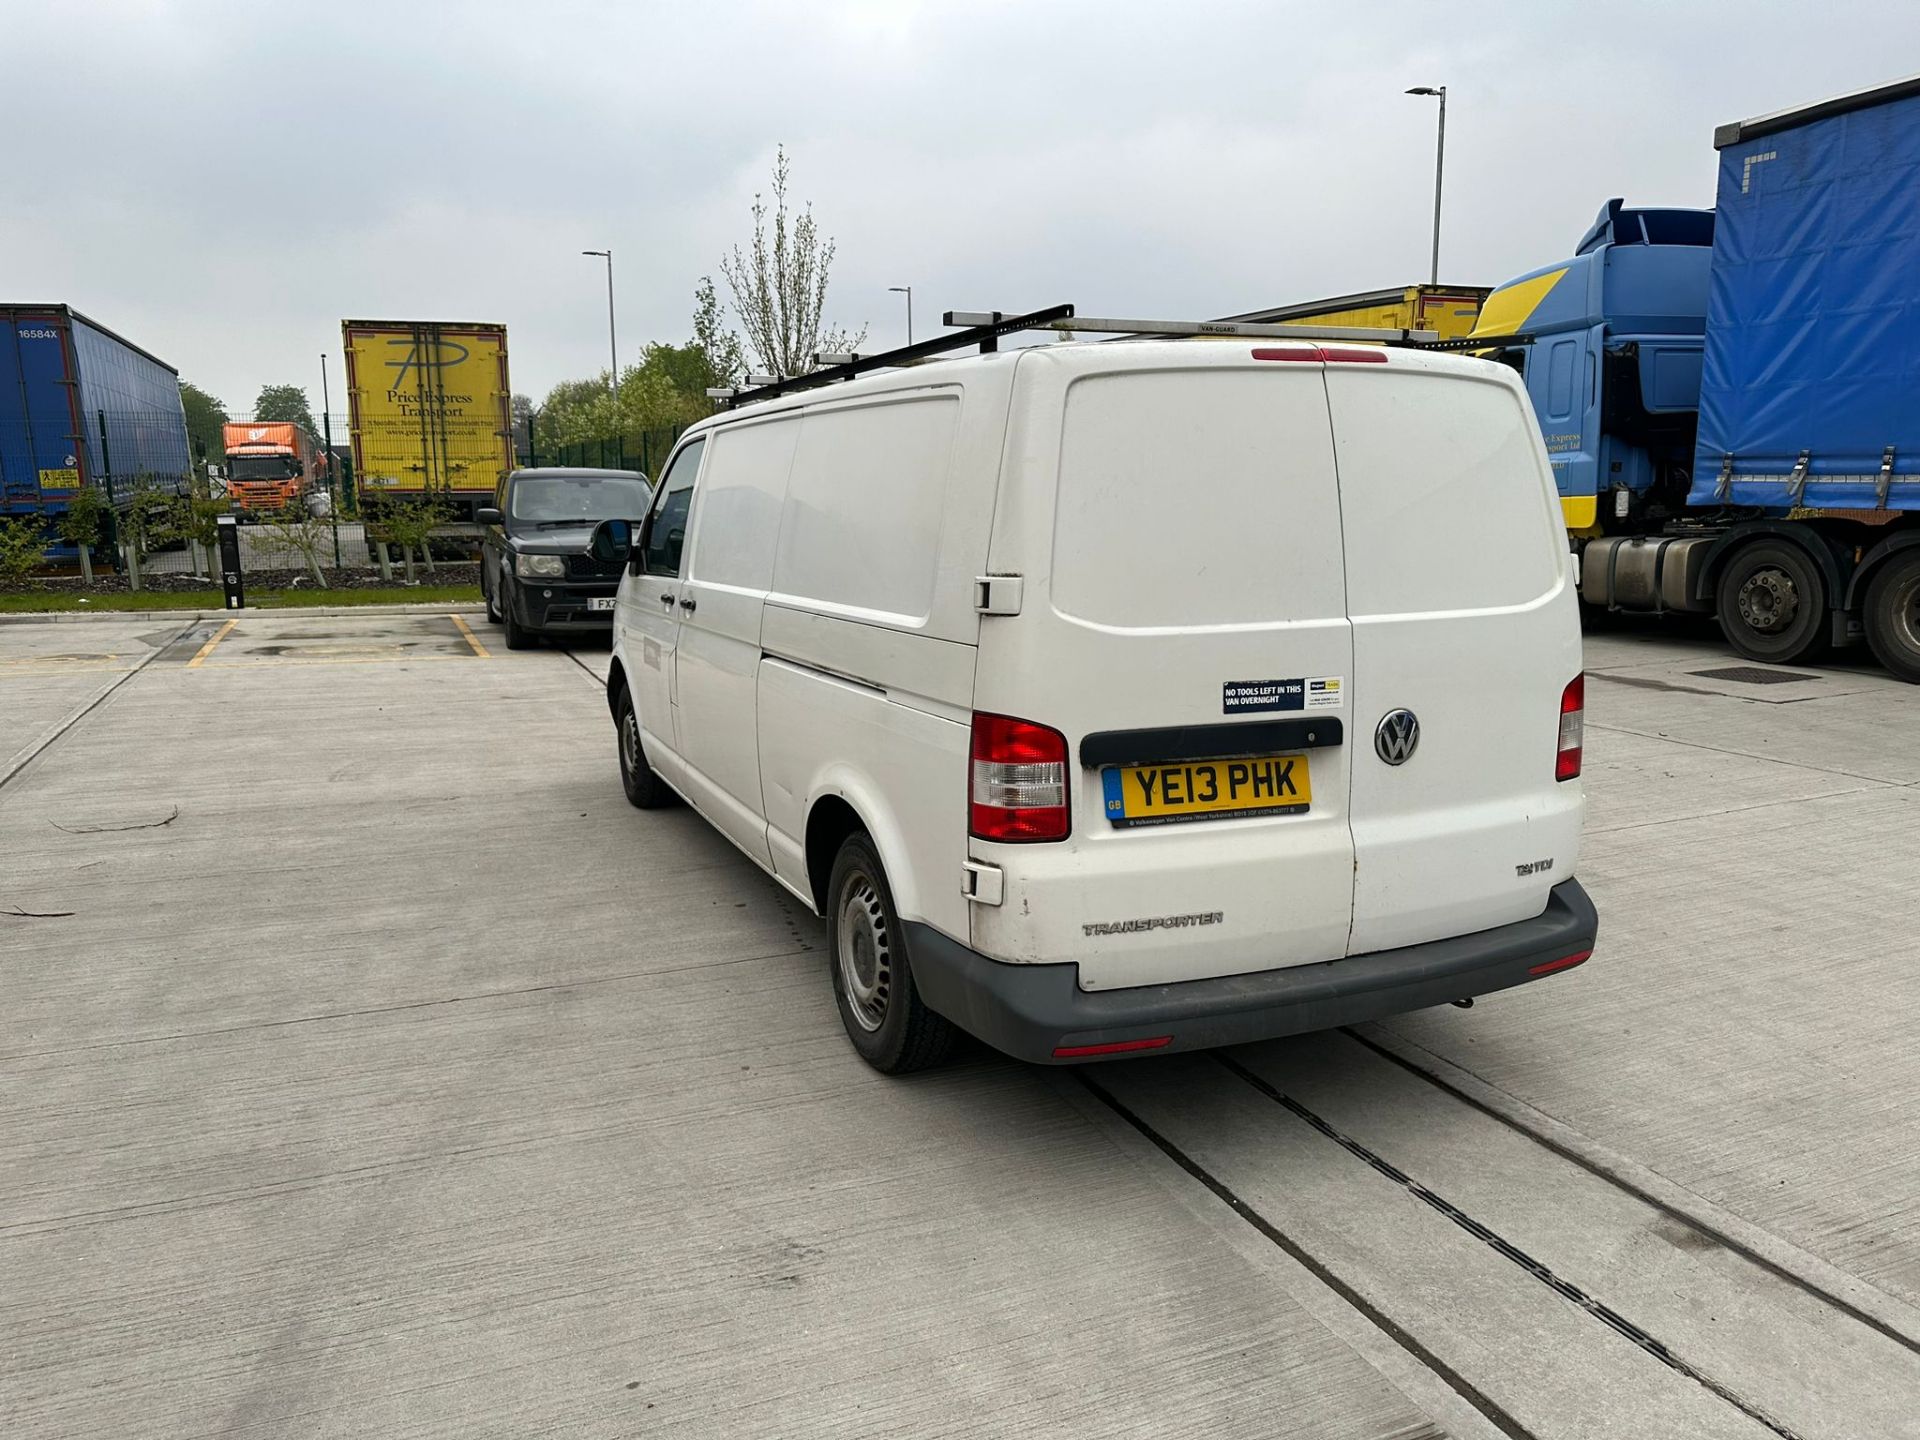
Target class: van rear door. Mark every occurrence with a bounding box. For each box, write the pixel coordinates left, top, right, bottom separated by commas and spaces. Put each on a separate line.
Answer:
1324, 359, 1584, 955
971, 351, 1356, 991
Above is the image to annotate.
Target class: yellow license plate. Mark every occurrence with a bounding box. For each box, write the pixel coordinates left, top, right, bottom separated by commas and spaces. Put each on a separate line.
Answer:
1102, 754, 1311, 827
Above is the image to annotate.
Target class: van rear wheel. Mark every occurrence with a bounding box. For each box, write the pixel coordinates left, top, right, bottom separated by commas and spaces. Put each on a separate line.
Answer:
1863, 550, 1920, 684
827, 833, 958, 1074
1714, 539, 1831, 666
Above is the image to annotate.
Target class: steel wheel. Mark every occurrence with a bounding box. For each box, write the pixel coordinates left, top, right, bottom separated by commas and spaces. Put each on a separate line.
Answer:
1864, 551, 1920, 683
620, 702, 643, 780
1715, 539, 1829, 665
836, 871, 892, 1033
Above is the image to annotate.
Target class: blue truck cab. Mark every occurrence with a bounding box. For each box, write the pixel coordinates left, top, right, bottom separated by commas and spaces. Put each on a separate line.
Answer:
1475, 75, 1920, 681
1476, 202, 1713, 533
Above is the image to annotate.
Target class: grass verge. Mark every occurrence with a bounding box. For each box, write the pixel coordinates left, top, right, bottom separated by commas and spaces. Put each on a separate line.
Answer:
0, 585, 482, 614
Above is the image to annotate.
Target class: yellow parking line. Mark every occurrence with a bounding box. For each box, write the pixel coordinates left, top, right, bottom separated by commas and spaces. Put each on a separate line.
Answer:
449, 614, 491, 658
186, 619, 239, 668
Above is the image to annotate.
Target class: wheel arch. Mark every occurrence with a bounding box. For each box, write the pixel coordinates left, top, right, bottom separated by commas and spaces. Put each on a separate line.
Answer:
1843, 528, 1920, 610
1697, 521, 1852, 610
605, 655, 628, 717
801, 773, 921, 922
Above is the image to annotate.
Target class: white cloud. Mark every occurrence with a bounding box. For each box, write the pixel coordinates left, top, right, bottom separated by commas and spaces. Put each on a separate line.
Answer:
4, 0, 1917, 414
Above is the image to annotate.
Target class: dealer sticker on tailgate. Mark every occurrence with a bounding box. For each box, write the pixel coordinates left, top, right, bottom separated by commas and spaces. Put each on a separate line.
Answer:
1102, 755, 1311, 827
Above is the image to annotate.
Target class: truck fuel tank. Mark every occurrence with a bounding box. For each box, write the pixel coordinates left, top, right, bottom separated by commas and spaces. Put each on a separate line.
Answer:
1581, 535, 1715, 613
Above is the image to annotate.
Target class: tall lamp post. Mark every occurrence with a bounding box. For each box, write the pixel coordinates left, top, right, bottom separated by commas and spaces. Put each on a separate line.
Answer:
582, 249, 618, 391
1406, 85, 1447, 286
889, 285, 913, 346
320, 351, 340, 567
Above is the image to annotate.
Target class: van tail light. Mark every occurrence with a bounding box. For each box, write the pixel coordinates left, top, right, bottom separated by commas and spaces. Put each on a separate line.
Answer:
971, 713, 1070, 841
1556, 674, 1585, 781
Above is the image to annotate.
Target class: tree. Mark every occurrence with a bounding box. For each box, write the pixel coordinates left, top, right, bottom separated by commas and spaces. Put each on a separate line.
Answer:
0, 515, 48, 589
254, 384, 317, 432
693, 276, 745, 389
179, 381, 228, 463
54, 485, 109, 582
537, 377, 620, 453
379, 495, 451, 582
511, 393, 535, 464
260, 498, 332, 588
719, 146, 866, 379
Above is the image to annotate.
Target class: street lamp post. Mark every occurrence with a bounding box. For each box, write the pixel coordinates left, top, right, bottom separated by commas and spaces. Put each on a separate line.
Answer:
320, 352, 340, 568
888, 285, 913, 346
1406, 86, 1447, 286
582, 249, 618, 392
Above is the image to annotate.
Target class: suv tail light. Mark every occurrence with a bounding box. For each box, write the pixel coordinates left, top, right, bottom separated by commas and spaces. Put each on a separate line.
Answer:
971, 713, 1070, 841
1556, 674, 1585, 781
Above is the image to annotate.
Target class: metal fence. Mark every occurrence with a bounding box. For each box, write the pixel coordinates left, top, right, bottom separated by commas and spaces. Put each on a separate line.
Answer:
527, 422, 688, 479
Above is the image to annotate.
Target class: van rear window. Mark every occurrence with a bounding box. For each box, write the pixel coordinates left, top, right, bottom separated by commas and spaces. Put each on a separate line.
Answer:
1050, 369, 1348, 629
1323, 369, 1561, 616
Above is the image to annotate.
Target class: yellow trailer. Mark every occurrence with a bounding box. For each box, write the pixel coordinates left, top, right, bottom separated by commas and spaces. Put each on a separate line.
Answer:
341, 318, 514, 524
1220, 285, 1490, 340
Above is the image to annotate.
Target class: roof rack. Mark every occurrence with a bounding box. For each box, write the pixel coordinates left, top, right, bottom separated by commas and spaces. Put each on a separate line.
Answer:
707, 304, 1075, 408
705, 302, 1527, 407
949, 311, 1532, 354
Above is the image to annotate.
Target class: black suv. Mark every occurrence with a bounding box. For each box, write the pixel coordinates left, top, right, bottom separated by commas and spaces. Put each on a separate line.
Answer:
478, 468, 652, 649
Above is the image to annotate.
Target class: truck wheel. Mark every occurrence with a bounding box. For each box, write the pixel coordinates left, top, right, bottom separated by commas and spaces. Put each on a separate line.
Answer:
827, 833, 958, 1074
1714, 539, 1831, 666
1863, 550, 1920, 684
614, 682, 674, 808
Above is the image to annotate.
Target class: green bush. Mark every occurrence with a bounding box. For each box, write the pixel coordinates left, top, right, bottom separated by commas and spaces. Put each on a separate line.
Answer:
0, 515, 50, 588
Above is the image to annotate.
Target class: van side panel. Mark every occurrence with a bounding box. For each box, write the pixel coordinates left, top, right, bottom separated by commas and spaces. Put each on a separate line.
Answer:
755, 379, 1008, 936
759, 659, 971, 934
674, 415, 803, 865
1327, 362, 1584, 955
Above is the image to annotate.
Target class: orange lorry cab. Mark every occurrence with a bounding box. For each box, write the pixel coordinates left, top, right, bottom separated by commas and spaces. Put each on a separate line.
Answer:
224, 421, 325, 514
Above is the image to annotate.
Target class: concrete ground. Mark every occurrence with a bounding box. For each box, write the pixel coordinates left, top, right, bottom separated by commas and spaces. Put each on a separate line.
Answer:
2, 612, 1916, 1438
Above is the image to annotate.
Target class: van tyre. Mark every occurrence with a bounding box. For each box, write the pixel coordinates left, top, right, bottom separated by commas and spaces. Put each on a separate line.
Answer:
827, 833, 958, 1074
1715, 539, 1830, 666
1863, 550, 1920, 684
614, 683, 673, 808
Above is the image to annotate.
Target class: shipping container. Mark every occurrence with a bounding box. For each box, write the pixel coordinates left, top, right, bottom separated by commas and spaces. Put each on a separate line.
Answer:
341, 319, 514, 525
0, 304, 191, 518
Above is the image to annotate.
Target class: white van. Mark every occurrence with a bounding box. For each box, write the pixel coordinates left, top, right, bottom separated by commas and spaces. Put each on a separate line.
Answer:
601, 336, 1597, 1072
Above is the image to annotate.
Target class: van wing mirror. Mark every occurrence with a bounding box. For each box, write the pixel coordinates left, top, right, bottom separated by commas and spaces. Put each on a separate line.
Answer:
590, 517, 633, 565
476, 506, 502, 525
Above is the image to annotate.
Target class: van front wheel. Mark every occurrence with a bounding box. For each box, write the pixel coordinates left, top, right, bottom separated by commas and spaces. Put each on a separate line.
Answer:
614, 683, 673, 809
827, 833, 958, 1074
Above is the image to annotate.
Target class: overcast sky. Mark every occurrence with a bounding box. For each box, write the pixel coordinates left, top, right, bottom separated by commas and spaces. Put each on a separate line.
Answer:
7, 1, 1918, 418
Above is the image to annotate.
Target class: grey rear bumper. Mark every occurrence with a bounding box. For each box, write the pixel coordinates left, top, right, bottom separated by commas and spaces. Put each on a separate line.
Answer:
905, 879, 1598, 1064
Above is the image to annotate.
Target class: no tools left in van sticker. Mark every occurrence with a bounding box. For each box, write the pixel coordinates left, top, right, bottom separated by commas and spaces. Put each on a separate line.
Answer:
1222, 677, 1343, 714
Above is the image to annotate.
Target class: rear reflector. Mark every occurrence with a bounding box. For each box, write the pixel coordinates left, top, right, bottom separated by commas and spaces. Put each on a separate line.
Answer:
1529, 949, 1592, 977
1556, 673, 1585, 782
1251, 346, 1388, 363
1053, 1036, 1174, 1059
970, 712, 1070, 841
